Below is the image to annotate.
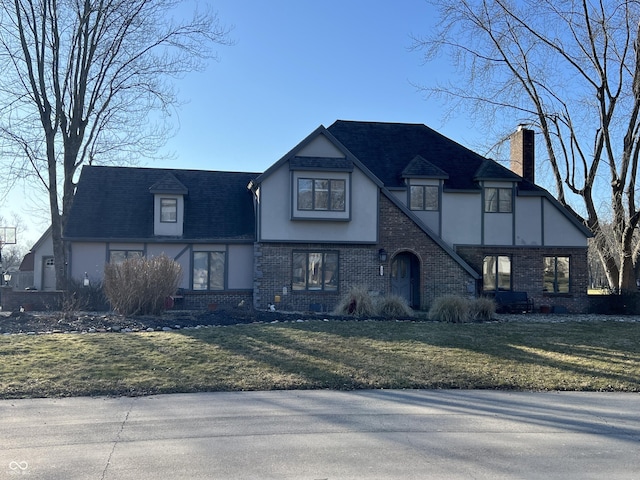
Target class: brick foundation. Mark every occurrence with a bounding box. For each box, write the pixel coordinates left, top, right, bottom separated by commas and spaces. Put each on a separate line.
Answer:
0, 288, 63, 312
180, 290, 253, 311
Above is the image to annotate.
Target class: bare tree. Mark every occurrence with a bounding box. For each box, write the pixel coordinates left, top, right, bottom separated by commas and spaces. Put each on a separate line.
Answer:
0, 0, 231, 289
414, 0, 640, 292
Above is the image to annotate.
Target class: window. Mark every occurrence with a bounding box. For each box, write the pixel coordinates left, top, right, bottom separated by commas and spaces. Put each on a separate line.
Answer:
483, 255, 511, 291
193, 251, 225, 291
485, 188, 512, 213
297, 178, 345, 211
409, 185, 439, 211
292, 251, 338, 291
544, 256, 570, 293
160, 198, 177, 223
109, 250, 143, 264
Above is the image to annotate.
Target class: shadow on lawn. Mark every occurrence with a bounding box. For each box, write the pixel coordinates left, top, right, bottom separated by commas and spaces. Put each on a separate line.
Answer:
176, 319, 640, 391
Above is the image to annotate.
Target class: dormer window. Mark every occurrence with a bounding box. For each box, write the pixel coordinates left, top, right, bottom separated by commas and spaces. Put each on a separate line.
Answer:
484, 187, 512, 213
160, 198, 178, 222
410, 185, 439, 211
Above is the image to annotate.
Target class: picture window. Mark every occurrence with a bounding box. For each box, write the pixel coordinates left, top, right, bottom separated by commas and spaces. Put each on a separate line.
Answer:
297, 178, 345, 212
292, 251, 338, 292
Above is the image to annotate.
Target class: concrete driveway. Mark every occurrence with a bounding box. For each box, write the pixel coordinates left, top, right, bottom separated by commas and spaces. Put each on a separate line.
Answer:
1, 390, 639, 479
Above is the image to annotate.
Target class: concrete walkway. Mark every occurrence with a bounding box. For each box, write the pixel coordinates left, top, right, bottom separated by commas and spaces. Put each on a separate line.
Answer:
1, 390, 639, 479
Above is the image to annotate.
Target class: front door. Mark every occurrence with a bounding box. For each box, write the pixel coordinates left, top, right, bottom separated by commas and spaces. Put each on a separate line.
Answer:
42, 257, 56, 291
391, 252, 420, 309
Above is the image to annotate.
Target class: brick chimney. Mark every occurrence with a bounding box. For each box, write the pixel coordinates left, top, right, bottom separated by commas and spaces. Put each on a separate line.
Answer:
510, 125, 535, 183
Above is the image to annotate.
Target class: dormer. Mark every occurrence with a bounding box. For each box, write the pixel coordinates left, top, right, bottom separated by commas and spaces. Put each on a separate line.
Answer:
149, 173, 188, 236
474, 159, 520, 215
401, 155, 448, 212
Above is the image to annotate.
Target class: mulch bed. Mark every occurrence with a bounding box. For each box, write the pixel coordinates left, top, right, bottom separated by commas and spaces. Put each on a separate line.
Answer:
0, 308, 325, 335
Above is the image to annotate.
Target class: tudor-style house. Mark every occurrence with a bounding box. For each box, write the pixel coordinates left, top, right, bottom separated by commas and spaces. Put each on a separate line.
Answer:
58, 120, 591, 313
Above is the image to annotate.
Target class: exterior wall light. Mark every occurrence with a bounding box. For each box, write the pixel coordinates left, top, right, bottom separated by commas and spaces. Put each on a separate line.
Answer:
83, 272, 90, 287
3, 272, 10, 286
378, 248, 388, 262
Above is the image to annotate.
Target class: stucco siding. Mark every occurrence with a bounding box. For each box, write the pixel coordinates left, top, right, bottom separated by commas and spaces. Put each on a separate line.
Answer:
296, 135, 344, 157
543, 198, 588, 247
259, 165, 378, 242
441, 192, 481, 246
412, 210, 440, 235
228, 244, 253, 289
515, 196, 542, 245
483, 213, 513, 245
70, 242, 108, 284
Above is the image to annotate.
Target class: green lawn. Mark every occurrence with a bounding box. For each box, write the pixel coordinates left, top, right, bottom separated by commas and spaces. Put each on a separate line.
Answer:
0, 319, 638, 399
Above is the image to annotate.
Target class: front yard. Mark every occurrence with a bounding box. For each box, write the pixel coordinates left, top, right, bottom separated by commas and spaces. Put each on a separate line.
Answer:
1, 316, 638, 399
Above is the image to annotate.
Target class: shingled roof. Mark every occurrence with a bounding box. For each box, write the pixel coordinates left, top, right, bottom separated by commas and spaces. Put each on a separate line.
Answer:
327, 120, 526, 190
65, 166, 258, 241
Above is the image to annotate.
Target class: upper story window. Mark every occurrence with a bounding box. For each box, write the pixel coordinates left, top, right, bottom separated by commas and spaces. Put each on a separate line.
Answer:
484, 187, 512, 213
160, 198, 177, 223
410, 185, 439, 211
297, 178, 345, 212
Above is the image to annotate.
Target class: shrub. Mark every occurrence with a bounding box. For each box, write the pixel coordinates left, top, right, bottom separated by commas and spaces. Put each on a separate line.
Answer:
334, 285, 377, 317
428, 295, 470, 323
469, 297, 496, 322
103, 254, 182, 315
376, 294, 414, 318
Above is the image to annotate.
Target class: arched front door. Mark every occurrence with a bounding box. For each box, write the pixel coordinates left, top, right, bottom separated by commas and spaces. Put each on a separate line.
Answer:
391, 252, 420, 309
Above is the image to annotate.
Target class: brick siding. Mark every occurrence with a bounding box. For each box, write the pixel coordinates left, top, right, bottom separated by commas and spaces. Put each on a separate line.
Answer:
378, 195, 477, 309
181, 290, 253, 310
456, 245, 590, 313
254, 194, 478, 312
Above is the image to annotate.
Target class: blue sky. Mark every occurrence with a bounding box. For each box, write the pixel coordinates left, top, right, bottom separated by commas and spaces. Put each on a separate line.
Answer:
3, 0, 482, 246
156, 0, 474, 171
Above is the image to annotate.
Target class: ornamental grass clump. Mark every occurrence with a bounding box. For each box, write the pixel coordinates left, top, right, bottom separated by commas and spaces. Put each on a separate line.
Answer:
470, 297, 496, 322
376, 294, 414, 318
428, 295, 471, 323
103, 254, 182, 315
334, 285, 377, 317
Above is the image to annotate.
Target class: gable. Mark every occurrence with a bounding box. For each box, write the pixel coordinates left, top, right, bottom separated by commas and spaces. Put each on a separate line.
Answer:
296, 134, 345, 157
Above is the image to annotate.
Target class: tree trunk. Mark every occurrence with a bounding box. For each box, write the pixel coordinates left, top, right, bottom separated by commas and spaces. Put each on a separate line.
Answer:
51, 215, 67, 291
619, 253, 637, 294
619, 225, 639, 294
